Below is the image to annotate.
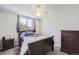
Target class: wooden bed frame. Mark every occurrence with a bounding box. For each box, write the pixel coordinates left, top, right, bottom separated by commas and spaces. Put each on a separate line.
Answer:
27, 36, 54, 55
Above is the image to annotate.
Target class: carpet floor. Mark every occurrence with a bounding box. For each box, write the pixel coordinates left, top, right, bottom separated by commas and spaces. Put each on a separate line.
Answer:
0, 46, 68, 55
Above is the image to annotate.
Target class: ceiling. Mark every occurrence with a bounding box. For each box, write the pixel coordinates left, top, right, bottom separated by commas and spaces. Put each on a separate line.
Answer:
0, 4, 79, 18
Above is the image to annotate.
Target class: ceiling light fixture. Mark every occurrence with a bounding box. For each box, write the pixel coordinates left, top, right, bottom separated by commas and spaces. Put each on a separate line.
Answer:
36, 5, 42, 16
35, 5, 48, 17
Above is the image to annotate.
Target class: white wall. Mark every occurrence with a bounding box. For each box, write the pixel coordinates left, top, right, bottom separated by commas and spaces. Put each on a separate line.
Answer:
35, 19, 42, 34
42, 5, 79, 47
0, 5, 42, 35
0, 11, 18, 39
0, 10, 18, 46
0, 10, 42, 38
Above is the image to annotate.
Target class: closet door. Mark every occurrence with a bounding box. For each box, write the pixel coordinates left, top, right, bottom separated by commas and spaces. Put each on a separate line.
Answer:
61, 30, 79, 54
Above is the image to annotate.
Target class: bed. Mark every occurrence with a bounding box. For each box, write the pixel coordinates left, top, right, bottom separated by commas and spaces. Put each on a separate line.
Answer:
20, 34, 54, 55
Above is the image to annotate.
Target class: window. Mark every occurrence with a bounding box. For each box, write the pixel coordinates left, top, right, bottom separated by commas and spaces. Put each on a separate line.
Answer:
17, 15, 36, 32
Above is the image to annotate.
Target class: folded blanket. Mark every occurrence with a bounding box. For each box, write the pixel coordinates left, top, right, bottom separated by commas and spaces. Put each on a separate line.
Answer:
20, 41, 29, 55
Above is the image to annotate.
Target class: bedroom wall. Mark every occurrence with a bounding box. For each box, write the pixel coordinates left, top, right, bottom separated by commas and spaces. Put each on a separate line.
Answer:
0, 5, 42, 35
0, 10, 41, 40
0, 10, 18, 46
41, 5, 79, 47
0, 11, 17, 39
35, 19, 42, 34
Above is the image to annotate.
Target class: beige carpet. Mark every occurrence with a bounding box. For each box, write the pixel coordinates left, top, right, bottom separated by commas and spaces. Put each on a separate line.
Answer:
46, 46, 68, 55
0, 47, 20, 55
0, 46, 68, 55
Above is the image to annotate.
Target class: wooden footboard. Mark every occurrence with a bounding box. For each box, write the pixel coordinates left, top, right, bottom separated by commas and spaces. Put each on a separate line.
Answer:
28, 36, 54, 55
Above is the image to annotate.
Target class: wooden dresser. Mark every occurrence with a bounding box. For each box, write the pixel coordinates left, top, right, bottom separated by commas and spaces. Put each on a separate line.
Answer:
0, 37, 14, 52
61, 30, 79, 54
